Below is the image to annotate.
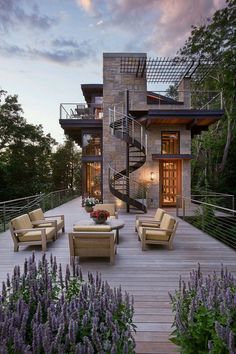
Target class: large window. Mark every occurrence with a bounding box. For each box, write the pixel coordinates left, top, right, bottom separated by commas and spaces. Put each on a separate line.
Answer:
84, 162, 101, 199
161, 132, 180, 154
83, 133, 101, 156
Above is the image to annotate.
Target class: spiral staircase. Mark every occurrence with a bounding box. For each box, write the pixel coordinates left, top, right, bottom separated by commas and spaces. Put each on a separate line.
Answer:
109, 108, 147, 213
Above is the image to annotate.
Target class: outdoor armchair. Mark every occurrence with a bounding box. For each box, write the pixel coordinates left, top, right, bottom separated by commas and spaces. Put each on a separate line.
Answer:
10, 214, 57, 252
68, 231, 117, 265
135, 208, 165, 231
93, 203, 118, 219
138, 213, 178, 251
28, 208, 65, 236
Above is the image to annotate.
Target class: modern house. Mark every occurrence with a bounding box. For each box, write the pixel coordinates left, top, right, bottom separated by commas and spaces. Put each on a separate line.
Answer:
60, 53, 223, 212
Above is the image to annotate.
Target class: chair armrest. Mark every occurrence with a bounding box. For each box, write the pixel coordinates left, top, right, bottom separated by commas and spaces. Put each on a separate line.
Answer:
142, 227, 173, 232
136, 215, 155, 221
32, 220, 57, 227
45, 214, 64, 219
14, 227, 46, 233
139, 220, 160, 225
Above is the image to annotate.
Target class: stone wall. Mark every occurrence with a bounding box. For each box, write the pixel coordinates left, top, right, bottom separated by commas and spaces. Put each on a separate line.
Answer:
103, 53, 147, 203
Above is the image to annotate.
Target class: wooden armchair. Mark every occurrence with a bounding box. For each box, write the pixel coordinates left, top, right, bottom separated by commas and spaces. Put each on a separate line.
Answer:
68, 231, 117, 265
138, 213, 178, 251
10, 214, 57, 252
28, 208, 65, 236
93, 203, 118, 219
135, 208, 165, 231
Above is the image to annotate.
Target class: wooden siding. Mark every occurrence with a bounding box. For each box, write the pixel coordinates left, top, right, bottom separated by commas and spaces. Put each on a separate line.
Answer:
0, 197, 236, 353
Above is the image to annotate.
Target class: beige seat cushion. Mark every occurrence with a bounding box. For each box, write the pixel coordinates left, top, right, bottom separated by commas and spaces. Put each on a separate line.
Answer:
11, 214, 33, 233
73, 225, 111, 232
28, 208, 45, 221
33, 218, 64, 230
136, 208, 165, 229
93, 204, 116, 217
18, 227, 55, 241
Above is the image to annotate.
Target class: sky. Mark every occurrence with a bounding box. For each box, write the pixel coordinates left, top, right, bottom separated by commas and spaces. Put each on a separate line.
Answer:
0, 0, 226, 143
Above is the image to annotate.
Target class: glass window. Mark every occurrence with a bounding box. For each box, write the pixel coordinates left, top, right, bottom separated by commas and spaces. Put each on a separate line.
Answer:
161, 132, 180, 154
83, 133, 101, 155
85, 162, 101, 199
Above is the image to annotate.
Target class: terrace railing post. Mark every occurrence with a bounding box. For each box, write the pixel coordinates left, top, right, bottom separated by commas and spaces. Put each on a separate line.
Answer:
183, 198, 185, 220
51, 194, 54, 209
3, 203, 6, 232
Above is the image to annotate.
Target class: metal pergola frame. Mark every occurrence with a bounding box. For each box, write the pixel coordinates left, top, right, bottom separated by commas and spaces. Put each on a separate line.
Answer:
120, 56, 215, 84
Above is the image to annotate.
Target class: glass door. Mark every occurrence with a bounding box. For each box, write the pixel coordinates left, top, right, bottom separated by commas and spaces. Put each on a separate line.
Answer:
160, 160, 181, 207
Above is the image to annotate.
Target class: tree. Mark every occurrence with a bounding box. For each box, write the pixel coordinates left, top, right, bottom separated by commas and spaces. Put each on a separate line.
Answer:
51, 139, 82, 192
0, 90, 56, 200
178, 0, 236, 190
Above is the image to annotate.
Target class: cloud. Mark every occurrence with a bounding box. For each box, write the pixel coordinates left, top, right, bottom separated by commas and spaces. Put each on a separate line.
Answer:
0, 0, 56, 32
0, 39, 95, 65
80, 0, 226, 56
75, 0, 94, 14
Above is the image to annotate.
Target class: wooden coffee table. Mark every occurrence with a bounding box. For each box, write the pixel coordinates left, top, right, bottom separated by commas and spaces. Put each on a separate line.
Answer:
73, 218, 124, 244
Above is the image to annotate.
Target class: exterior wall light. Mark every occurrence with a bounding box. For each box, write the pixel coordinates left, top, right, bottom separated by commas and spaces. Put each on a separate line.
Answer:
150, 172, 154, 181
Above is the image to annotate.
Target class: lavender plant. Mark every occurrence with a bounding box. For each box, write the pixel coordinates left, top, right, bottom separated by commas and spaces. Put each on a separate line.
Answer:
169, 264, 236, 354
0, 254, 135, 353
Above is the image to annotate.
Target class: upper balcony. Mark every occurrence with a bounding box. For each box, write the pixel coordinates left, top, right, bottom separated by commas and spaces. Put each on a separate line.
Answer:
60, 102, 103, 120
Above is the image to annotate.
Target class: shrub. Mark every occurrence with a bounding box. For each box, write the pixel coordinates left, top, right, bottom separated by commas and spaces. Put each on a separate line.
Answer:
169, 264, 236, 353
0, 254, 135, 353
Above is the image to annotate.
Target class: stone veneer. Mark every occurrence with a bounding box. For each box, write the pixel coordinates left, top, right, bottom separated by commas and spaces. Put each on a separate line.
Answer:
102, 52, 191, 208
103, 53, 147, 204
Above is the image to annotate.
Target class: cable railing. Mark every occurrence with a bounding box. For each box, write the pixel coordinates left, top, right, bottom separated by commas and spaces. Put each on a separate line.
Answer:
60, 103, 103, 120
109, 108, 147, 151
109, 166, 147, 207
0, 189, 80, 232
128, 90, 223, 110
176, 195, 236, 250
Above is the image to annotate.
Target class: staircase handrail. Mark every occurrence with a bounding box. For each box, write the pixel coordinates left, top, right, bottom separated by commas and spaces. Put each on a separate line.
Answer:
109, 165, 146, 199
109, 108, 147, 151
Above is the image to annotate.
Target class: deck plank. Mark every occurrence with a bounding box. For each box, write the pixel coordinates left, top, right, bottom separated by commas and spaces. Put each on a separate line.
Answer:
1, 196, 236, 353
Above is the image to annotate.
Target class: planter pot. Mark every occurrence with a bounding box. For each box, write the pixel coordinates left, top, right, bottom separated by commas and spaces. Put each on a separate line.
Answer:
85, 206, 94, 213
92, 217, 107, 224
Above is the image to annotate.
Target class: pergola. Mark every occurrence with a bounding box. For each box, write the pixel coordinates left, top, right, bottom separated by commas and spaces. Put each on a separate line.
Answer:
120, 55, 216, 84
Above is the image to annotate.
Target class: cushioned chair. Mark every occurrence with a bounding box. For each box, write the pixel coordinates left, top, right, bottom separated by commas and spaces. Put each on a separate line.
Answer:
93, 203, 118, 219
28, 208, 65, 236
135, 208, 165, 231
10, 214, 57, 252
68, 231, 117, 265
138, 213, 178, 251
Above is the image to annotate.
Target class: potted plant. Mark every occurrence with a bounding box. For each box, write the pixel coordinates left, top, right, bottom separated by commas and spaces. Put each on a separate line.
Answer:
90, 209, 110, 224
83, 197, 98, 212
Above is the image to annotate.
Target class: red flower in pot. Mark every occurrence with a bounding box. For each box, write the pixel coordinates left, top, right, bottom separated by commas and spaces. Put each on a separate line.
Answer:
90, 210, 110, 224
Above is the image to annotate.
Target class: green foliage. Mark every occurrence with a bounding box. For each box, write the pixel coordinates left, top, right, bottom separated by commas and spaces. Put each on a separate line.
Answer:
178, 0, 236, 192
170, 265, 236, 353
0, 90, 82, 201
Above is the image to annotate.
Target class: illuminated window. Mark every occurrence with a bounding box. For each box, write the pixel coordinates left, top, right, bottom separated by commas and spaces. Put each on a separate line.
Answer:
83, 133, 101, 155
85, 162, 101, 199
161, 132, 180, 154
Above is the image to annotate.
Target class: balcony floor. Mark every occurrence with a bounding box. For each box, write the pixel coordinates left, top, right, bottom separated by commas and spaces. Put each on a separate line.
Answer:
1, 197, 236, 354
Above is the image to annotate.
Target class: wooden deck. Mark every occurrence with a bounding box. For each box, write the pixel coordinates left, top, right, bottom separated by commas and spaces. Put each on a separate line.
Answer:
1, 197, 236, 354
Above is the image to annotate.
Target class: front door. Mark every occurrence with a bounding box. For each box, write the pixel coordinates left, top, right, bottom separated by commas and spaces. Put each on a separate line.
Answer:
159, 160, 182, 207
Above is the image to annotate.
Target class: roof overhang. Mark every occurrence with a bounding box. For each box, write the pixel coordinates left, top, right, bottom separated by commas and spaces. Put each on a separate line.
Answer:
81, 84, 103, 103
59, 119, 102, 145
152, 154, 192, 160
137, 109, 224, 135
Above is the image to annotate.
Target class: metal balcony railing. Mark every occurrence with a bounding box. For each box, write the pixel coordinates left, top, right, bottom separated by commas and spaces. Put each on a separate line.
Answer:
176, 195, 236, 250
0, 189, 80, 232
60, 103, 103, 120
129, 90, 223, 110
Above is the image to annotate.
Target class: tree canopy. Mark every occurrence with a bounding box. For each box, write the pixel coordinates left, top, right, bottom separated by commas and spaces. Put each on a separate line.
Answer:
178, 0, 236, 193
0, 90, 81, 201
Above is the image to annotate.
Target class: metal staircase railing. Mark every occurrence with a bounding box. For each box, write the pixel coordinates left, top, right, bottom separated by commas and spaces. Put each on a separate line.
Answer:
109, 108, 147, 212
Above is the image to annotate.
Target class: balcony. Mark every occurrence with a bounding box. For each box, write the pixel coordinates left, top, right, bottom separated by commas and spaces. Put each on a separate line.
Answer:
60, 103, 103, 120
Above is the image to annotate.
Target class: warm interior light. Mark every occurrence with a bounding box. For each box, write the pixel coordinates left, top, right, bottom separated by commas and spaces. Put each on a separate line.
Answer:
150, 172, 154, 181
